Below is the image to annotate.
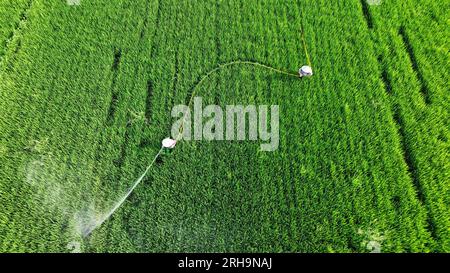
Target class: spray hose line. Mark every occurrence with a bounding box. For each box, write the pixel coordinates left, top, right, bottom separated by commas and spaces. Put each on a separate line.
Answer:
300, 24, 312, 67
84, 27, 313, 237
178, 25, 313, 139
176, 60, 301, 140
83, 62, 301, 238
83, 147, 164, 237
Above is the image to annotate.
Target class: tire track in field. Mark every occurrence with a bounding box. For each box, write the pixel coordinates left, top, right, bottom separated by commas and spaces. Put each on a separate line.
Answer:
139, 0, 162, 148
144, 0, 162, 124
0, 0, 34, 67
97, 0, 161, 246
114, 0, 160, 162
169, 49, 180, 118
103, 7, 169, 238
90, 46, 123, 246
144, 80, 154, 125
106, 48, 122, 125
381, 6, 448, 243
141, 45, 178, 166
90, 0, 158, 217
359, 0, 374, 29
362, 0, 440, 244
356, 0, 437, 249
105, 5, 169, 247
92, 46, 122, 194
398, 26, 431, 104
376, 55, 438, 241
391, 107, 438, 241
113, 0, 157, 170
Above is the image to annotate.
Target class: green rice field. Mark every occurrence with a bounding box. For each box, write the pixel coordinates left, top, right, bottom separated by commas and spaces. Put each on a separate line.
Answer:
0, 0, 448, 252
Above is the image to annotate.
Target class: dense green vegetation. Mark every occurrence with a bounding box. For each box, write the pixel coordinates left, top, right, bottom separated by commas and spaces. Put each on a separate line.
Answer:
0, 0, 31, 61
0, 0, 448, 252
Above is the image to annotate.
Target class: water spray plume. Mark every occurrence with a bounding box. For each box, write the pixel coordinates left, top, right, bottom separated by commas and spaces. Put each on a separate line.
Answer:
82, 147, 164, 237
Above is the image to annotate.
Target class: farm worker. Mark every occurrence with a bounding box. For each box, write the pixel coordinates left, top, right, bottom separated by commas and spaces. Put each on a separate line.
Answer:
299, 65, 313, 77
162, 138, 177, 149
161, 138, 177, 155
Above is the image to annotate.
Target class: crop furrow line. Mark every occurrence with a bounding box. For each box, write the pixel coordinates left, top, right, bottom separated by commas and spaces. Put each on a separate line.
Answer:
106, 48, 122, 125
142, 45, 177, 148
149, 0, 162, 59
138, 139, 152, 148
377, 56, 438, 241
399, 26, 430, 104
91, 47, 122, 190
171, 50, 180, 98
144, 0, 162, 120
378, 55, 392, 94
391, 107, 437, 240
132, 0, 157, 126
140, 0, 162, 146
114, 0, 158, 183
169, 49, 180, 114
113, 127, 130, 169
392, 109, 423, 202
145, 80, 154, 123
378, 56, 423, 201
359, 0, 374, 29
214, 1, 222, 61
